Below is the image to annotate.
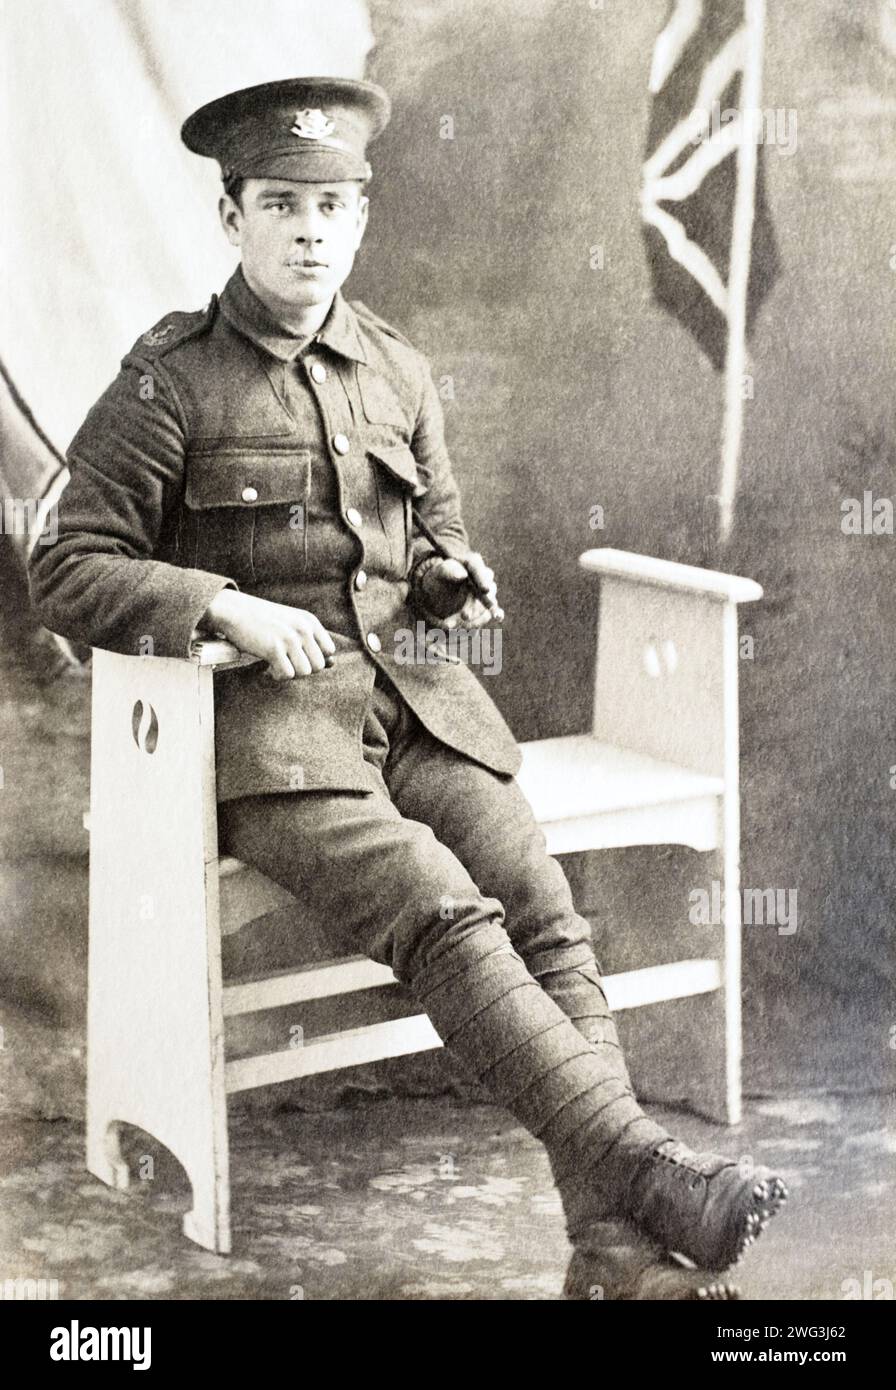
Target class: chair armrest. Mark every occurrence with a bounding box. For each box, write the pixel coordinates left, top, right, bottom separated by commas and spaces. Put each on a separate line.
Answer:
188, 638, 262, 671
580, 548, 763, 605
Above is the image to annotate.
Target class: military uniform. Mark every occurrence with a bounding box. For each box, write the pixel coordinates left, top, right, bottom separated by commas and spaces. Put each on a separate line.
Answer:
29, 262, 520, 801
29, 77, 783, 1294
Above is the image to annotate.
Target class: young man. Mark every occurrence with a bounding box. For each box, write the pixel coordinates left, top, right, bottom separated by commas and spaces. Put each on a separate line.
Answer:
28, 76, 786, 1300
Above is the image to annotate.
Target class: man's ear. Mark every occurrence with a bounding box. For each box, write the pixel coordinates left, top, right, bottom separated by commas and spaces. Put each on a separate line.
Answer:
219, 194, 242, 247
354, 194, 370, 249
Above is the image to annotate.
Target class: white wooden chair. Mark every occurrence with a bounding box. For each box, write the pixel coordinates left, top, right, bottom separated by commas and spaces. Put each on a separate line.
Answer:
84, 548, 762, 1253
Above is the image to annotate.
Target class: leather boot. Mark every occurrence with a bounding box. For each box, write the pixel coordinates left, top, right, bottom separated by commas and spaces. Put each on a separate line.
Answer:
623, 1140, 788, 1271
556, 1131, 788, 1272
535, 960, 788, 1271
563, 1217, 741, 1301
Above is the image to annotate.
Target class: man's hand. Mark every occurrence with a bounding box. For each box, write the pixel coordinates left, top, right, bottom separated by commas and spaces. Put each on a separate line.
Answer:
419, 553, 500, 625
201, 589, 336, 680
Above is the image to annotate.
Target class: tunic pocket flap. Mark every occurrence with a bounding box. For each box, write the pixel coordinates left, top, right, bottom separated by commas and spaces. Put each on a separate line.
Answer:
185, 452, 310, 509
366, 443, 427, 497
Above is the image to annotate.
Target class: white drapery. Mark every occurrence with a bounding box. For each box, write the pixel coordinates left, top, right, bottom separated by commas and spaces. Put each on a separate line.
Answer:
1, 0, 373, 454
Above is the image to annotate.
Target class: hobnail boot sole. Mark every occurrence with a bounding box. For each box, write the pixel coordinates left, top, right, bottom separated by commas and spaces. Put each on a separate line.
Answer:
727, 1175, 789, 1269
630, 1157, 790, 1272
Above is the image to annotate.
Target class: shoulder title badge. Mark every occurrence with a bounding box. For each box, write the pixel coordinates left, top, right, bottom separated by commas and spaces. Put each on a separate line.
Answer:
141, 323, 175, 347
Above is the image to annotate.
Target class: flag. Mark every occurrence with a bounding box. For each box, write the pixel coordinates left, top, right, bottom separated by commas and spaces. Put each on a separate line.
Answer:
641, 0, 780, 370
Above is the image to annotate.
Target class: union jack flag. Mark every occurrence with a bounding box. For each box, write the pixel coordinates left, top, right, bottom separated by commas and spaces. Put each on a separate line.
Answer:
641, 0, 780, 370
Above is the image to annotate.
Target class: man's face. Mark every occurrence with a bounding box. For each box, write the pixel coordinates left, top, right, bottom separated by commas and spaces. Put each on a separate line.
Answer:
220, 178, 369, 319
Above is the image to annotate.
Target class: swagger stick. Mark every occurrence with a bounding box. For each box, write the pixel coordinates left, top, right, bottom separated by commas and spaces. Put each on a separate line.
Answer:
411, 508, 504, 623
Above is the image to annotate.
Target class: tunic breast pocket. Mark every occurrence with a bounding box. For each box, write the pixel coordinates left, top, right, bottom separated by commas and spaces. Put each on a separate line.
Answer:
183, 450, 311, 583
366, 442, 427, 575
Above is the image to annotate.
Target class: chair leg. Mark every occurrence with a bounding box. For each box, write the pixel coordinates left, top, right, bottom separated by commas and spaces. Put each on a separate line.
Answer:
183, 1160, 232, 1254
719, 791, 743, 1127
85, 1110, 231, 1253
86, 649, 233, 1253
679, 988, 741, 1126
678, 835, 743, 1127
86, 1116, 131, 1191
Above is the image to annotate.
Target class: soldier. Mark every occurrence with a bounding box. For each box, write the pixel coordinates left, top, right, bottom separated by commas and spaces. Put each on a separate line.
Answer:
28, 76, 786, 1300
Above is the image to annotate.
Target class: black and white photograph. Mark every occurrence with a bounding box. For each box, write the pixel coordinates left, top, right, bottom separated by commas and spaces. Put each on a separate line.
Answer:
0, 0, 894, 1339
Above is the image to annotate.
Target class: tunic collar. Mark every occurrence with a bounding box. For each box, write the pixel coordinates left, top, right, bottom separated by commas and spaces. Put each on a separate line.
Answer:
219, 264, 367, 365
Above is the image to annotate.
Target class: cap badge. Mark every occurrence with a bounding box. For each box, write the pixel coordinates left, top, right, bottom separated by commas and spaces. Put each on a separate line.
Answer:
291, 109, 335, 140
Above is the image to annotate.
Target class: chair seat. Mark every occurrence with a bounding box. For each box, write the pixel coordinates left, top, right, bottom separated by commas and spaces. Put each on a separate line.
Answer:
516, 735, 724, 854
219, 735, 725, 934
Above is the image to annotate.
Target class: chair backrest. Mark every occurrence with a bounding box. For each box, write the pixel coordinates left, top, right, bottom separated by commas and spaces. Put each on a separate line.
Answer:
583, 550, 762, 779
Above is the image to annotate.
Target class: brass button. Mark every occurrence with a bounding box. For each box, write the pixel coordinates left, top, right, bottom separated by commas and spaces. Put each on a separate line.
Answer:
346, 507, 363, 527
366, 633, 382, 653
333, 432, 350, 454
241, 485, 259, 503
310, 362, 327, 384
354, 569, 368, 590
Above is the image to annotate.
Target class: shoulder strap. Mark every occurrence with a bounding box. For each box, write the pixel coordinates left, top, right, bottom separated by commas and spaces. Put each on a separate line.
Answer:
125, 295, 219, 361
349, 298, 417, 351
